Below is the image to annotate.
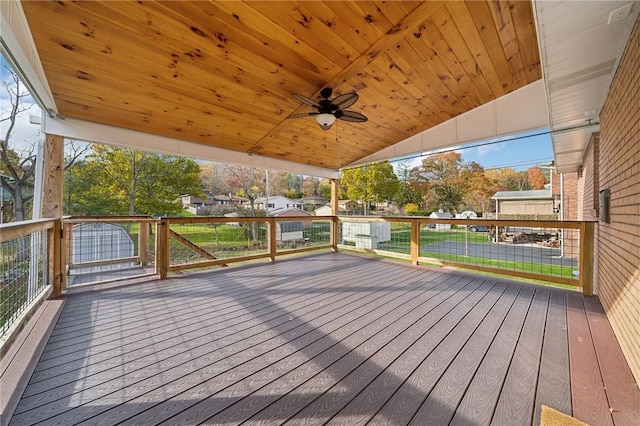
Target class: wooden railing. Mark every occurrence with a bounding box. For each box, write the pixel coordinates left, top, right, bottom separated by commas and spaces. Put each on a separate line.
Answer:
0, 218, 58, 348
157, 216, 339, 278
0, 214, 596, 351
337, 217, 595, 295
61, 216, 158, 290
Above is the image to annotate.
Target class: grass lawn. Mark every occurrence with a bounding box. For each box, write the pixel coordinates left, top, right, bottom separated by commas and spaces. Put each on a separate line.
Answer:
419, 250, 575, 280
387, 228, 491, 247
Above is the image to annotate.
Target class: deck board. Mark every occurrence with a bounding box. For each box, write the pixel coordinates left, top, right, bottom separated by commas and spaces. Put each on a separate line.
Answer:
582, 296, 640, 425
492, 289, 550, 425
567, 293, 615, 426
7, 252, 638, 426
534, 291, 572, 424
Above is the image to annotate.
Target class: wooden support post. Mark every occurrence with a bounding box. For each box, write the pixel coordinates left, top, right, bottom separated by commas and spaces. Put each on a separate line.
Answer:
580, 221, 595, 296
42, 134, 64, 218
157, 218, 169, 279
269, 218, 277, 262
411, 219, 420, 266
50, 220, 62, 296
331, 216, 339, 252
43, 134, 64, 296
139, 220, 150, 266
330, 179, 339, 216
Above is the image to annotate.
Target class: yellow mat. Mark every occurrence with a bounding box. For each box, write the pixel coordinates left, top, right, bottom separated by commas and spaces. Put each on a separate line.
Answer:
540, 405, 590, 426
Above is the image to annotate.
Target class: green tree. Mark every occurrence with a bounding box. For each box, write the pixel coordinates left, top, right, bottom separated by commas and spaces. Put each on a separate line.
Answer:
393, 161, 422, 207
317, 179, 332, 199
340, 161, 398, 214
65, 145, 202, 216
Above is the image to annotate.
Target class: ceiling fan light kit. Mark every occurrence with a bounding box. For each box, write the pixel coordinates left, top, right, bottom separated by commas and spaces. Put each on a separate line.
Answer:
316, 113, 336, 130
288, 87, 368, 130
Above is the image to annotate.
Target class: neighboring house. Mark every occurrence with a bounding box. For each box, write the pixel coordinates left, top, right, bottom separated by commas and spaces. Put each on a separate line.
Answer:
297, 196, 328, 212
271, 207, 313, 228
314, 205, 333, 216
492, 189, 555, 219
182, 194, 247, 215
211, 194, 248, 207
254, 195, 301, 214
315, 200, 361, 216
428, 210, 454, 230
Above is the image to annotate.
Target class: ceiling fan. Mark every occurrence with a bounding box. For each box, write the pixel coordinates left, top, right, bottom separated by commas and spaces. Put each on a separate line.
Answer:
287, 87, 368, 130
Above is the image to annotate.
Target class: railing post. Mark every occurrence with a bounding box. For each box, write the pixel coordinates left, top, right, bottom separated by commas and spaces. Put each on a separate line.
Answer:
411, 219, 419, 266
50, 219, 63, 296
139, 220, 150, 266
60, 222, 69, 291
269, 218, 277, 262
157, 218, 169, 279
580, 221, 595, 296
331, 216, 339, 252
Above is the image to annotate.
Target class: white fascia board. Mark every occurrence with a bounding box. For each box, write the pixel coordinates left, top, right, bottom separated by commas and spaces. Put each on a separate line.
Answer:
349, 80, 549, 167
0, 0, 57, 113
43, 116, 339, 179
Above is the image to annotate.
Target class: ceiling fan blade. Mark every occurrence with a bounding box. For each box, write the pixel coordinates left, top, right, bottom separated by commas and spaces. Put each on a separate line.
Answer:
292, 93, 321, 108
331, 93, 359, 110
337, 110, 368, 122
287, 112, 317, 119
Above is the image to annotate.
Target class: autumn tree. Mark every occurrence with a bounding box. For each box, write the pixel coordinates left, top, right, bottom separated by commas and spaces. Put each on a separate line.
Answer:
199, 162, 229, 196
462, 161, 494, 215
301, 177, 320, 197
410, 152, 475, 214
340, 161, 398, 215
527, 165, 547, 189
485, 167, 531, 191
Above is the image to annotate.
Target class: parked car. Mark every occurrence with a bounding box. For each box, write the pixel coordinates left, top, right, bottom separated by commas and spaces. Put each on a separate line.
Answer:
468, 224, 488, 232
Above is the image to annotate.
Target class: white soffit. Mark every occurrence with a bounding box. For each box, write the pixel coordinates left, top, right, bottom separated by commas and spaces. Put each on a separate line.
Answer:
534, 0, 639, 173
0, 0, 56, 113
43, 116, 339, 179
349, 80, 549, 167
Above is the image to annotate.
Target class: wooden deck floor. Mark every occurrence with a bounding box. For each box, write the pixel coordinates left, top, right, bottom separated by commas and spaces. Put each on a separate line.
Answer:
8, 253, 639, 425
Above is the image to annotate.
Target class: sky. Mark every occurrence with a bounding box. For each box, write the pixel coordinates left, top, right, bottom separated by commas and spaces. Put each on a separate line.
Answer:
429, 131, 554, 171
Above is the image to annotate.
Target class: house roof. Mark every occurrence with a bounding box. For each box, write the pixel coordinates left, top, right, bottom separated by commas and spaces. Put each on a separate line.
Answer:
430, 211, 453, 218
3, 1, 637, 175
255, 195, 295, 204
492, 190, 552, 200
212, 195, 247, 202
271, 207, 313, 217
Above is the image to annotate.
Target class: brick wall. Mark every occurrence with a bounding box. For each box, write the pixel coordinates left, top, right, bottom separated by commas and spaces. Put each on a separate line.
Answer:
578, 134, 600, 294
597, 17, 640, 384
579, 134, 600, 221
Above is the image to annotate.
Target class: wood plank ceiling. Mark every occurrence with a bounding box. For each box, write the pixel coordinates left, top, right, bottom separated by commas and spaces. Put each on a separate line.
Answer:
21, 1, 541, 171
